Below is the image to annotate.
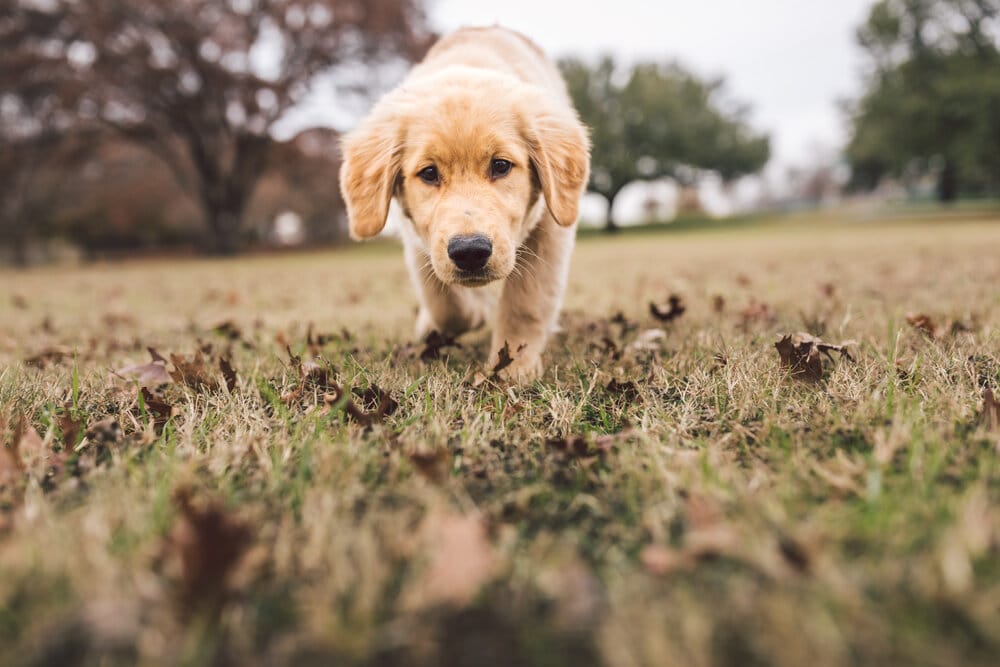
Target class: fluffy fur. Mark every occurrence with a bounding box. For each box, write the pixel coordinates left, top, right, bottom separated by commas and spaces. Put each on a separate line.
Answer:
339, 27, 591, 383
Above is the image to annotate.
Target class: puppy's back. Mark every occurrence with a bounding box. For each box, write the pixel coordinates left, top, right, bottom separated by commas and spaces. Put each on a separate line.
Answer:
413, 26, 568, 99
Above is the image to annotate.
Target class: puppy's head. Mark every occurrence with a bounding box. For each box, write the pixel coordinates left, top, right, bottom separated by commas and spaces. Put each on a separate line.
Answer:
340, 68, 589, 286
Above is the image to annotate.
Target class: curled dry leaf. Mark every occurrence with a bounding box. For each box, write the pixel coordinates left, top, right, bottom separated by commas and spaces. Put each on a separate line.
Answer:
906, 313, 937, 338
406, 446, 452, 483
775, 332, 855, 382
649, 294, 686, 323
981, 388, 1000, 431
165, 487, 254, 619
114, 348, 172, 388
219, 357, 238, 393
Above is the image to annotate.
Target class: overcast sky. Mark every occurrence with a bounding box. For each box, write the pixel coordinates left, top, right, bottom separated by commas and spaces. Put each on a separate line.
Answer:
430, 0, 877, 171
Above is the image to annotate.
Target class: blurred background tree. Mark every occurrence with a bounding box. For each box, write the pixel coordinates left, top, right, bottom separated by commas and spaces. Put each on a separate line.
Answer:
561, 56, 770, 230
0, 0, 432, 258
847, 0, 1000, 201
0, 1, 91, 265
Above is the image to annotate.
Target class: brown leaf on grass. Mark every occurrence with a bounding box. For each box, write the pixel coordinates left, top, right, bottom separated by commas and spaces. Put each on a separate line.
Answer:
739, 300, 777, 329
649, 294, 686, 323
712, 294, 726, 313
352, 384, 399, 419
981, 388, 1000, 431
114, 348, 172, 388
60, 410, 85, 450
1, 418, 45, 488
906, 313, 937, 337
168, 351, 221, 391
492, 341, 517, 374
219, 358, 238, 393
547, 434, 615, 459
775, 332, 854, 382
405, 509, 498, 609
24, 345, 73, 368
606, 379, 641, 403
420, 330, 461, 361
212, 320, 242, 341
165, 487, 254, 619
139, 388, 179, 432
407, 447, 452, 483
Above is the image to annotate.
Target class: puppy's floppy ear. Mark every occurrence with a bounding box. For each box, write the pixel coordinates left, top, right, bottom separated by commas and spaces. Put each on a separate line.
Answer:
339, 114, 402, 240
527, 107, 591, 227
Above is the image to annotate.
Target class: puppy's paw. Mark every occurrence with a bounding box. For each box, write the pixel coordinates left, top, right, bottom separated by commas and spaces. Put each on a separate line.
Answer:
491, 348, 543, 385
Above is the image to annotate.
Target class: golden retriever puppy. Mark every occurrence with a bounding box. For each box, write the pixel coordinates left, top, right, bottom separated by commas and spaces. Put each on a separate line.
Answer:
339, 26, 590, 383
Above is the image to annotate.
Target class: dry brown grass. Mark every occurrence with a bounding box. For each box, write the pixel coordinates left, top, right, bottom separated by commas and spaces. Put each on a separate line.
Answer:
1, 217, 999, 667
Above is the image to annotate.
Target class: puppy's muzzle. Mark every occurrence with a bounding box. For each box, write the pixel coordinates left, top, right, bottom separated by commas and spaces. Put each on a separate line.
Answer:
447, 234, 492, 272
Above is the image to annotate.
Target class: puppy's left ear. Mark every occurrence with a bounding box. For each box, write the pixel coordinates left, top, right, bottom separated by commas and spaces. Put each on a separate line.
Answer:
527, 108, 591, 227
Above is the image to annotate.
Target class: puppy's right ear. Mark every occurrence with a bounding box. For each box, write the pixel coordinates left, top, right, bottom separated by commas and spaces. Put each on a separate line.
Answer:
339, 115, 402, 240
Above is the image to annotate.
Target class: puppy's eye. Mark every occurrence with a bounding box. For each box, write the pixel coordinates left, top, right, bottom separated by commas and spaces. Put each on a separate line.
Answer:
417, 166, 440, 185
490, 159, 513, 179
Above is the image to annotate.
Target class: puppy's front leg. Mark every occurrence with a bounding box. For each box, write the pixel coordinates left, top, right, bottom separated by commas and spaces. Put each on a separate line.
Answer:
406, 244, 490, 338
491, 220, 574, 383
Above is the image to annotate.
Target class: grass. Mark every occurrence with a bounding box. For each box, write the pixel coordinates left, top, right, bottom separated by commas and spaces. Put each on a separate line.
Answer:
1, 215, 999, 667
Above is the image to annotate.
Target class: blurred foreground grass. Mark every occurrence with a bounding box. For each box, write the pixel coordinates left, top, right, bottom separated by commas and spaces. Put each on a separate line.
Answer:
1, 216, 999, 666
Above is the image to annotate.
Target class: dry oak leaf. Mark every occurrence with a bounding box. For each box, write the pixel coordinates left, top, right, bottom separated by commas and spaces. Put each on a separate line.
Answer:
906, 313, 937, 337
168, 351, 221, 391
981, 388, 1000, 432
404, 509, 498, 609
649, 294, 686, 323
166, 487, 254, 618
775, 332, 854, 382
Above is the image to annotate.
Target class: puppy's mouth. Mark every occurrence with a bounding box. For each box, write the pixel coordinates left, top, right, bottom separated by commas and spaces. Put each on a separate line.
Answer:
452, 268, 499, 287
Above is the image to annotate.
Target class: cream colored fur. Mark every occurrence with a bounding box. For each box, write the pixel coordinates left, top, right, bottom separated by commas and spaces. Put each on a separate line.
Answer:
339, 27, 591, 383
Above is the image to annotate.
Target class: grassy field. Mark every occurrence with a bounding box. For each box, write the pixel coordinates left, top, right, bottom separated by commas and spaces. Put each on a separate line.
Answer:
1, 216, 999, 666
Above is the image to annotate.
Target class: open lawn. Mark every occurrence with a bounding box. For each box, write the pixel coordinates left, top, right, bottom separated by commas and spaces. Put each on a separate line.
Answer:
1, 217, 999, 666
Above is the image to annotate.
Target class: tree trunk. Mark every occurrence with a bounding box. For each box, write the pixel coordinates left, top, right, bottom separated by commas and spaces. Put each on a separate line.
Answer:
937, 160, 958, 204
604, 189, 621, 233
206, 206, 244, 255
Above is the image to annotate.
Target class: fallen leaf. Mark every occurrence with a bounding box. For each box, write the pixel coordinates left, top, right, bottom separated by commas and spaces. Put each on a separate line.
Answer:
169, 351, 221, 391
420, 330, 461, 361
906, 313, 937, 337
492, 342, 517, 374
712, 295, 726, 313
219, 358, 238, 393
649, 294, 686, 323
981, 388, 1000, 431
775, 332, 854, 382
138, 388, 179, 431
24, 345, 73, 368
606, 379, 641, 403
739, 300, 777, 329
60, 409, 85, 450
165, 487, 254, 619
114, 349, 172, 388
405, 509, 498, 609
407, 447, 452, 483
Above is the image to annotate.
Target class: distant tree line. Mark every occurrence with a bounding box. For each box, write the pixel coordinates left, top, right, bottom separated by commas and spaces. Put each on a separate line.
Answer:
847, 0, 1000, 201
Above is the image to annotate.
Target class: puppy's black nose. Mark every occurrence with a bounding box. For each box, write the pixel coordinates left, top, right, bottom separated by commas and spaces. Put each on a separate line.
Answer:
447, 234, 492, 272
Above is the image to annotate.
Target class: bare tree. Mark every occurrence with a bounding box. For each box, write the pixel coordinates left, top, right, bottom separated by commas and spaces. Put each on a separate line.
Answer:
0, 1, 88, 264
61, 0, 430, 254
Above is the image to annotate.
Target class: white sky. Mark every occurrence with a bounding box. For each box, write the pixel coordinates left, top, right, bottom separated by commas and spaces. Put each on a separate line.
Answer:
430, 0, 877, 171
